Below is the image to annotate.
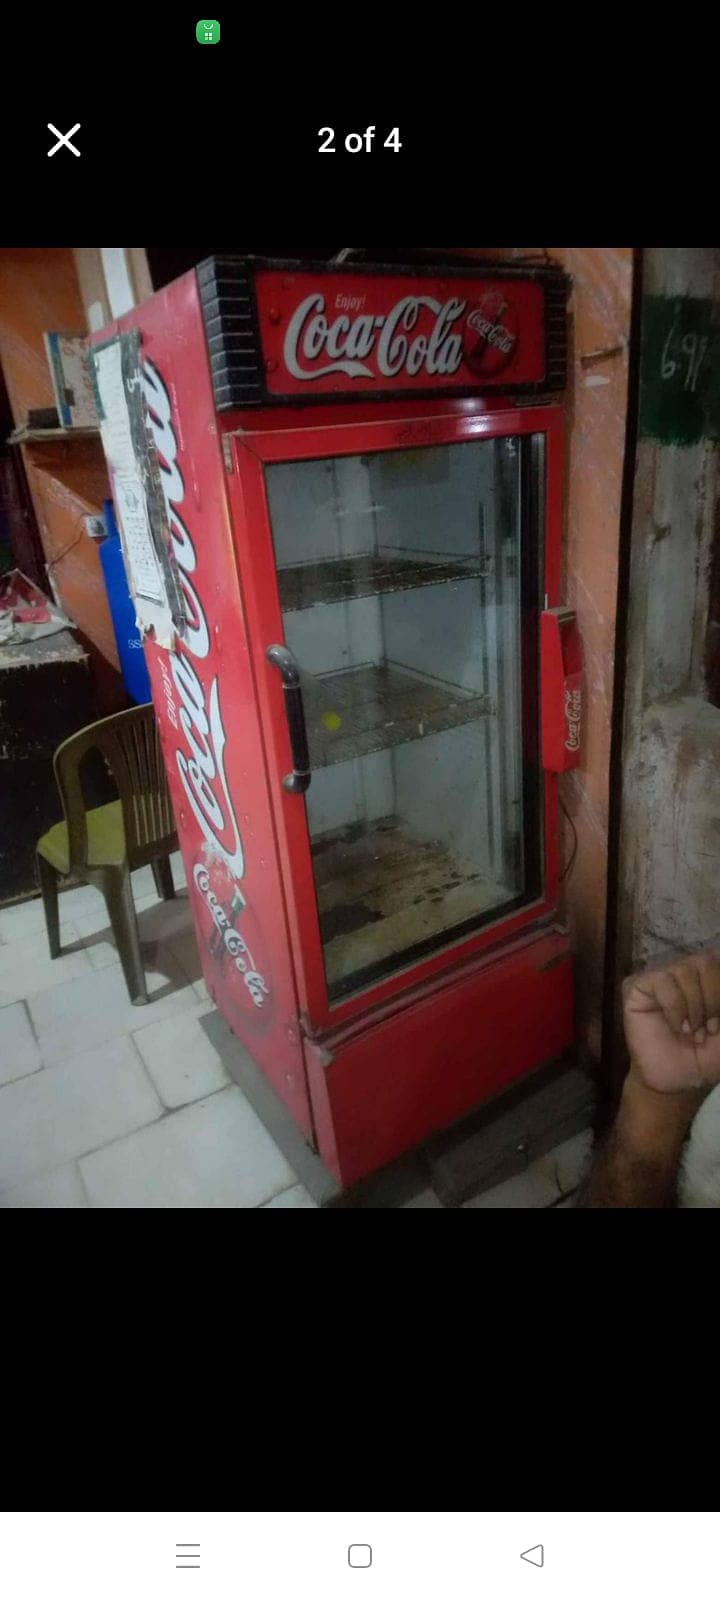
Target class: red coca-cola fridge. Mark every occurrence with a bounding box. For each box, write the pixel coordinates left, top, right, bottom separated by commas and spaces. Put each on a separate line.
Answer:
90, 254, 580, 1190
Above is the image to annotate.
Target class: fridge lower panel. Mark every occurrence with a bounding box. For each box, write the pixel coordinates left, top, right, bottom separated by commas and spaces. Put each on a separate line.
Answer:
303, 925, 574, 1189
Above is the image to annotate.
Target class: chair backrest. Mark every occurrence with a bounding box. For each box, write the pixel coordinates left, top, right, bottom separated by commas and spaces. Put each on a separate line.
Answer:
53, 703, 177, 872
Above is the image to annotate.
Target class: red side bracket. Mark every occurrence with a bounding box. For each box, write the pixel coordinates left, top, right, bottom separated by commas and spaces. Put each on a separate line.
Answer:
540, 607, 583, 771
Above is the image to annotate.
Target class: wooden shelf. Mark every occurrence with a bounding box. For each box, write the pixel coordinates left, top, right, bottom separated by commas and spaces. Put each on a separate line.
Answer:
278, 552, 491, 612
8, 426, 100, 445
304, 662, 493, 770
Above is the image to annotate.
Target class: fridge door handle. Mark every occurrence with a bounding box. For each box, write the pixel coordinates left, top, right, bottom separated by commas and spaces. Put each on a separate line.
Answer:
266, 645, 312, 795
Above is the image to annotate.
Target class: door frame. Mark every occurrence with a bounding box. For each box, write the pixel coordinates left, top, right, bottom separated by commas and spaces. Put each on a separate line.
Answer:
226, 401, 564, 1037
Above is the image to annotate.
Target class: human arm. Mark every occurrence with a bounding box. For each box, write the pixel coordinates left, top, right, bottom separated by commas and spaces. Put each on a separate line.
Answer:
577, 951, 720, 1208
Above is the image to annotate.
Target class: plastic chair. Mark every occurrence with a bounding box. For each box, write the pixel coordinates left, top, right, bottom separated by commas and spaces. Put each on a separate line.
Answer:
36, 704, 179, 1005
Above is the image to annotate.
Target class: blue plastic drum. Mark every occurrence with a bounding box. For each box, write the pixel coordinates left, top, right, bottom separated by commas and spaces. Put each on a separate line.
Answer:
99, 498, 152, 705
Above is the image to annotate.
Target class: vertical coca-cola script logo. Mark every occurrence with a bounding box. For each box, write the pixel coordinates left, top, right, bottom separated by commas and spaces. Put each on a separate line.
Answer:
141, 359, 245, 878
193, 851, 272, 1026
564, 686, 582, 753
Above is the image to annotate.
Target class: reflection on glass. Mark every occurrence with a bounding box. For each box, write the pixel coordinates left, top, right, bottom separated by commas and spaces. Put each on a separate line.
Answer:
265, 438, 541, 1002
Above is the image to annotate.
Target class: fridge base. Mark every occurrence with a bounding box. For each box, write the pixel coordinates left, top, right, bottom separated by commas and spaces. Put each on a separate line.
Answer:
313, 815, 513, 999
200, 1008, 344, 1208
304, 922, 574, 1189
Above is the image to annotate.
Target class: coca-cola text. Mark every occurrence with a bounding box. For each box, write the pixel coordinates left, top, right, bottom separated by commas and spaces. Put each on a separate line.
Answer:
141, 358, 245, 879
284, 294, 466, 382
565, 687, 582, 753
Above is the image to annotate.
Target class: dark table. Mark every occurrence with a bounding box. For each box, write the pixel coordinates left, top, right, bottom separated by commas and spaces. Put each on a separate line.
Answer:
0, 628, 96, 905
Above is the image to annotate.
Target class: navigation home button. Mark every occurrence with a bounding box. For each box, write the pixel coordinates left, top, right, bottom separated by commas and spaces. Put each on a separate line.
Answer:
349, 1547, 372, 1569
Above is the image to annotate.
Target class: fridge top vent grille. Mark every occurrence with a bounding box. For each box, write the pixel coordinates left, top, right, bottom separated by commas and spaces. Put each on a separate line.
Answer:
196, 255, 569, 413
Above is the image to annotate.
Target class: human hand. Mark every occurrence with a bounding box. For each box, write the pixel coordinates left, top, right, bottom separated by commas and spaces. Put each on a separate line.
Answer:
623, 951, 720, 1095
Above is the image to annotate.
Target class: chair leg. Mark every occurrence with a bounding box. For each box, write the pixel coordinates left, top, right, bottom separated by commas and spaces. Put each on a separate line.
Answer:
151, 855, 175, 901
104, 869, 148, 1005
37, 853, 61, 959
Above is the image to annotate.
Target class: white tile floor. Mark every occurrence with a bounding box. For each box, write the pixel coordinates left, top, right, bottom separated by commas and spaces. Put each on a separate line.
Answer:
0, 858, 593, 1208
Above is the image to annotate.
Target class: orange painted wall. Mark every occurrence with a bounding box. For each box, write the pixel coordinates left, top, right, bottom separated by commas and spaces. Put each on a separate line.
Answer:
433, 248, 634, 1062
0, 247, 124, 712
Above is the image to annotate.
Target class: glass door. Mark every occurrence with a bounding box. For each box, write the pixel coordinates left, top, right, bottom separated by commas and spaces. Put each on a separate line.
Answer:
264, 432, 543, 1004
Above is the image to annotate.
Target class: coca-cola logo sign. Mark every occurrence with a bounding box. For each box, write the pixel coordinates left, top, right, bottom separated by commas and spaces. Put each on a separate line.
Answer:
283, 293, 467, 382
464, 290, 518, 377
256, 270, 548, 395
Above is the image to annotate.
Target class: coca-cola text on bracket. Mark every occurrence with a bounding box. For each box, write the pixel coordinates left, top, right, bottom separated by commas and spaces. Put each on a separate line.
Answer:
564, 686, 582, 752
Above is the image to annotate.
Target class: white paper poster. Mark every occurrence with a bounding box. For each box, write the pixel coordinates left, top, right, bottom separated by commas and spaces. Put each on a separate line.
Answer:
93, 341, 136, 474
92, 338, 175, 645
112, 476, 166, 605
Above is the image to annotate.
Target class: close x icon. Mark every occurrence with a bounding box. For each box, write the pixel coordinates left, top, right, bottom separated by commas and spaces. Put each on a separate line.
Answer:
46, 123, 81, 157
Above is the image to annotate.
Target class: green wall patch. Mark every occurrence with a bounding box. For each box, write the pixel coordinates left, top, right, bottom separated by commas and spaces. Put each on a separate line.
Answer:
640, 295, 720, 446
